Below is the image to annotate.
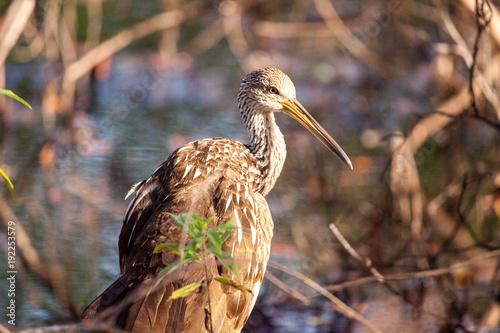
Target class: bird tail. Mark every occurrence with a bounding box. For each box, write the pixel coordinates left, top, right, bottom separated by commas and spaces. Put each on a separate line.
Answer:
81, 274, 130, 321
81, 274, 191, 332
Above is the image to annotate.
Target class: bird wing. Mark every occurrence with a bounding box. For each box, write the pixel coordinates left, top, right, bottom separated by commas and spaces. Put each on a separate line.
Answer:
110, 138, 268, 332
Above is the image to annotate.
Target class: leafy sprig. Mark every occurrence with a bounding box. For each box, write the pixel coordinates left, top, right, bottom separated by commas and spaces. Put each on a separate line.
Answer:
154, 213, 249, 299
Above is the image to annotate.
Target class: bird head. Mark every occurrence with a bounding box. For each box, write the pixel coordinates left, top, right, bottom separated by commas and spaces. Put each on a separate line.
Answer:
238, 67, 353, 170
238, 67, 297, 111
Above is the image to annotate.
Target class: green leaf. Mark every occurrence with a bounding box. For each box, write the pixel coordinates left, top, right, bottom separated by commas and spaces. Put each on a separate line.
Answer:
183, 250, 201, 263
168, 282, 201, 301
197, 215, 213, 231
167, 213, 207, 238
0, 89, 32, 109
206, 220, 238, 250
214, 276, 252, 294
154, 243, 180, 254
0, 168, 14, 198
185, 238, 202, 253
167, 212, 188, 229
207, 247, 238, 277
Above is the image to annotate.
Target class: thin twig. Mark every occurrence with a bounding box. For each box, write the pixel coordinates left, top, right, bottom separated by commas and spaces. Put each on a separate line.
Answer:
330, 221, 416, 305
329, 222, 385, 282
436, 0, 500, 126
201, 229, 214, 333
469, 0, 493, 117
265, 271, 310, 305
420, 110, 500, 131
450, 174, 498, 251
319, 249, 500, 294
268, 261, 383, 333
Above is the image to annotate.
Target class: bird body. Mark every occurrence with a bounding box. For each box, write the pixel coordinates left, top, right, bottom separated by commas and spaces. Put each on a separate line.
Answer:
82, 68, 351, 332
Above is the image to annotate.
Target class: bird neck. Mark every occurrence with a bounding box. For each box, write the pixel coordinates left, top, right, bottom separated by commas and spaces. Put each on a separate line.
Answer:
244, 111, 287, 196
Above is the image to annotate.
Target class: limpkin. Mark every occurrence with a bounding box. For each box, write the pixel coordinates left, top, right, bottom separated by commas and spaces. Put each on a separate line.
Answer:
81, 67, 352, 332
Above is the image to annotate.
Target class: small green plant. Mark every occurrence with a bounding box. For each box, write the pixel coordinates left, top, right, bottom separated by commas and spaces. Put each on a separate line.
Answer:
154, 213, 251, 298
0, 88, 32, 198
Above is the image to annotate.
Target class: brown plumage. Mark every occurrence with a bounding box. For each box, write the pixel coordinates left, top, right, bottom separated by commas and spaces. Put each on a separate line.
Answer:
81, 68, 352, 332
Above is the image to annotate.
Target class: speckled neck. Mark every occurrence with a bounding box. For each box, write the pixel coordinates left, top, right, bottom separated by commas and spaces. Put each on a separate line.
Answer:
239, 102, 286, 197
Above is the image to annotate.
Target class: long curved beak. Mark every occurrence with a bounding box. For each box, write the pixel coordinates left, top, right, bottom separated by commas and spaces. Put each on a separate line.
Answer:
281, 99, 353, 170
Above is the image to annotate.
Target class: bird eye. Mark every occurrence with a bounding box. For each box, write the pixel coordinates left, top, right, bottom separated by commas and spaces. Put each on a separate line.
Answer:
269, 87, 279, 94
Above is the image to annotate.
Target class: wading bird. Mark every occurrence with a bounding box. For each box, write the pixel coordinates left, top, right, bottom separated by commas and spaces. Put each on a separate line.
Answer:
81, 68, 352, 332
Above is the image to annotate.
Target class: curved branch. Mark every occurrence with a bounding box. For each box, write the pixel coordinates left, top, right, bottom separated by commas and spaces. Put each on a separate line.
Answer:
268, 261, 383, 333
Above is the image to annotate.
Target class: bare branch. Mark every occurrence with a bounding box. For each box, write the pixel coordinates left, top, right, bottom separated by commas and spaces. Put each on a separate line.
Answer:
329, 222, 385, 282
321, 249, 500, 292
313, 0, 387, 73
59, 2, 201, 111
265, 270, 310, 306
0, 0, 36, 115
469, 0, 493, 117
268, 261, 383, 333
0, 0, 36, 65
